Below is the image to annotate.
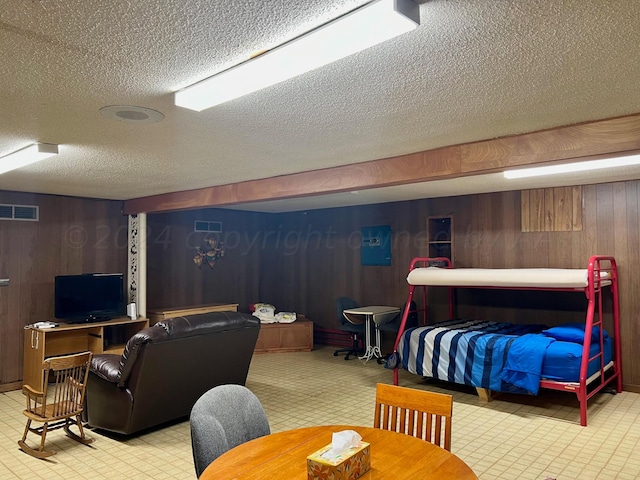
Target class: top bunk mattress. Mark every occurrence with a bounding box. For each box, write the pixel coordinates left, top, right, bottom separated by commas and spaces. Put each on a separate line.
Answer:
406, 267, 611, 289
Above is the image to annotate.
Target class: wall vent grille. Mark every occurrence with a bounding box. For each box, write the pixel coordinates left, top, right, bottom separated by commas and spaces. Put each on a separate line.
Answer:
194, 221, 222, 233
0, 204, 39, 221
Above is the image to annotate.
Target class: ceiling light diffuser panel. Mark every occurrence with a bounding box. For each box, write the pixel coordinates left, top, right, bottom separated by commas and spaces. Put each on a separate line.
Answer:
175, 0, 420, 111
0, 143, 59, 175
504, 154, 640, 179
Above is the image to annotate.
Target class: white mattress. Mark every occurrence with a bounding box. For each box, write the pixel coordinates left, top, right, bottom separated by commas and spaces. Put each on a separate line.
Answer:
407, 267, 611, 289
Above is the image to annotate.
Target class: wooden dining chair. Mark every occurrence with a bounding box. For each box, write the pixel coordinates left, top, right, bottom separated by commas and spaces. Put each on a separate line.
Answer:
18, 351, 94, 458
374, 383, 453, 451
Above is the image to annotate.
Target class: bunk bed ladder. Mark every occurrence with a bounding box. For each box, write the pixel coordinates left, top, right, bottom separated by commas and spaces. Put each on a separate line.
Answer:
574, 255, 622, 426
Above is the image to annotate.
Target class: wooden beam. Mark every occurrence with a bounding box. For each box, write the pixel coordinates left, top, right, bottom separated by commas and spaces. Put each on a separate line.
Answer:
123, 146, 462, 214
123, 113, 640, 214
460, 114, 640, 171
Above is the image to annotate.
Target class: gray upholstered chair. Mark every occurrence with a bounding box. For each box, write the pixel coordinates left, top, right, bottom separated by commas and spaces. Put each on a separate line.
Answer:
190, 384, 270, 477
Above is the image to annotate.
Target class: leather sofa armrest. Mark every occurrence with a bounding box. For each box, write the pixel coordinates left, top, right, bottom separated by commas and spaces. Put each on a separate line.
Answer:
90, 354, 122, 383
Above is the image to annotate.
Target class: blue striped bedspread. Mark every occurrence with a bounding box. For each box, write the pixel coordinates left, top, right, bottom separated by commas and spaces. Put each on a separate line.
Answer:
398, 319, 555, 394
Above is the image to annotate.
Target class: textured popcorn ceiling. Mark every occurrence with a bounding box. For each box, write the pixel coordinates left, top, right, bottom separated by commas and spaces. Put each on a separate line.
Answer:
0, 0, 639, 211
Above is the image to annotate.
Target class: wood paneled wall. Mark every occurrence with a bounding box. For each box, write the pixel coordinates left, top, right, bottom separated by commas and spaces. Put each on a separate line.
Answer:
145, 209, 266, 310
8, 180, 635, 391
0, 191, 127, 389
521, 186, 583, 232
255, 181, 640, 392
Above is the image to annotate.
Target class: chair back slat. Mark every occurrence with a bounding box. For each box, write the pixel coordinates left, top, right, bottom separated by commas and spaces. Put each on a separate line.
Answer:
406, 409, 414, 436
425, 413, 433, 442
434, 416, 443, 447
416, 411, 424, 439
373, 383, 453, 451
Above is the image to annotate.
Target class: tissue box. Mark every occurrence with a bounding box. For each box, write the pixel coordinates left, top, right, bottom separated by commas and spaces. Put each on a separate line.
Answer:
307, 441, 370, 480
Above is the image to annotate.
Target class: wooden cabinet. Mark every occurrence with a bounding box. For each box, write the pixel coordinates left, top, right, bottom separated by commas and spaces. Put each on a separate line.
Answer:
22, 317, 149, 391
254, 317, 314, 353
147, 303, 238, 324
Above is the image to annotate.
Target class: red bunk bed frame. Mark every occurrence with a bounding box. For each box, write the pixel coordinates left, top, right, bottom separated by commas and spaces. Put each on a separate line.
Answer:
391, 255, 622, 426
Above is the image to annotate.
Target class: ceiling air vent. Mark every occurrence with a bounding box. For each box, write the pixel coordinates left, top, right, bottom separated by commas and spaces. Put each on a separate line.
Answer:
194, 221, 222, 233
0, 204, 39, 221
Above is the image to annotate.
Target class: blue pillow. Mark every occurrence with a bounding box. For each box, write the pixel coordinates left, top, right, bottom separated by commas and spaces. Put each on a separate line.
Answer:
542, 323, 609, 344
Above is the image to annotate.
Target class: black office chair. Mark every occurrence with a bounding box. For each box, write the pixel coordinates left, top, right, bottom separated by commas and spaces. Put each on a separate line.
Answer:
376, 301, 418, 364
333, 297, 365, 360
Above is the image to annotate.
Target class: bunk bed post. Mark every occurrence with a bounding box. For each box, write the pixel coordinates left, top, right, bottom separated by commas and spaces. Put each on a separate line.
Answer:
609, 257, 622, 393
392, 286, 417, 386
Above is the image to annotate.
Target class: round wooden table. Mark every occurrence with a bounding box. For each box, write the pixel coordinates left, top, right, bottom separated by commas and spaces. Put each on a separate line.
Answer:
201, 425, 478, 480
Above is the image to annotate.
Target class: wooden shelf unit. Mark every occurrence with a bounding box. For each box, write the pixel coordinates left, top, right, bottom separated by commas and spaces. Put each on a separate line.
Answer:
23, 317, 149, 391
254, 317, 314, 354
427, 216, 453, 262
147, 303, 238, 324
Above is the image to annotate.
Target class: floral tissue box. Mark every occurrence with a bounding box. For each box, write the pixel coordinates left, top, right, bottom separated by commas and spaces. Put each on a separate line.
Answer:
307, 442, 371, 480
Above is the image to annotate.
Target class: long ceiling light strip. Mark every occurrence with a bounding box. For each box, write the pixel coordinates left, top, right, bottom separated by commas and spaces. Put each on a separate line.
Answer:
175, 0, 420, 111
0, 143, 59, 175
503, 154, 640, 179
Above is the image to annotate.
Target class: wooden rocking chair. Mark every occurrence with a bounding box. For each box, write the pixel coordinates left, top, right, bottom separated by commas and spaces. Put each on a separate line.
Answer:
18, 351, 94, 458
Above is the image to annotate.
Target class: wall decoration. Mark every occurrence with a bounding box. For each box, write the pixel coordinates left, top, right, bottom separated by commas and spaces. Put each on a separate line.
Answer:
194, 237, 225, 269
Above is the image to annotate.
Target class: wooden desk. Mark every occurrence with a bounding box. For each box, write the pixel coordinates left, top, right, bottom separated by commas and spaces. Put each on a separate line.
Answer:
202, 425, 478, 480
23, 317, 149, 390
147, 303, 238, 324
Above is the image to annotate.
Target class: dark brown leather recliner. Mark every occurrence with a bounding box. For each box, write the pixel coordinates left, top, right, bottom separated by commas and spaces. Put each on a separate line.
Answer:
84, 311, 260, 435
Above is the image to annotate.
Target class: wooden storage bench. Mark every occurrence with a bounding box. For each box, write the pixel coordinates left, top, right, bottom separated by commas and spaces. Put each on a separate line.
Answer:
147, 303, 238, 324
254, 317, 313, 353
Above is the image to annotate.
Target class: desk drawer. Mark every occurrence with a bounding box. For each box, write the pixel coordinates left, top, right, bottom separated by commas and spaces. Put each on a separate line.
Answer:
44, 331, 91, 356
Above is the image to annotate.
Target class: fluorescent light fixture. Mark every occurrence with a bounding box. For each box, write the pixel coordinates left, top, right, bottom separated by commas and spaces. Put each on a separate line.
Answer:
175, 0, 420, 111
504, 154, 640, 179
0, 143, 59, 175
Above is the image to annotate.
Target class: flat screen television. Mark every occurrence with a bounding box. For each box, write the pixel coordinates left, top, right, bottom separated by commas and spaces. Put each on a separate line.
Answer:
54, 273, 126, 323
